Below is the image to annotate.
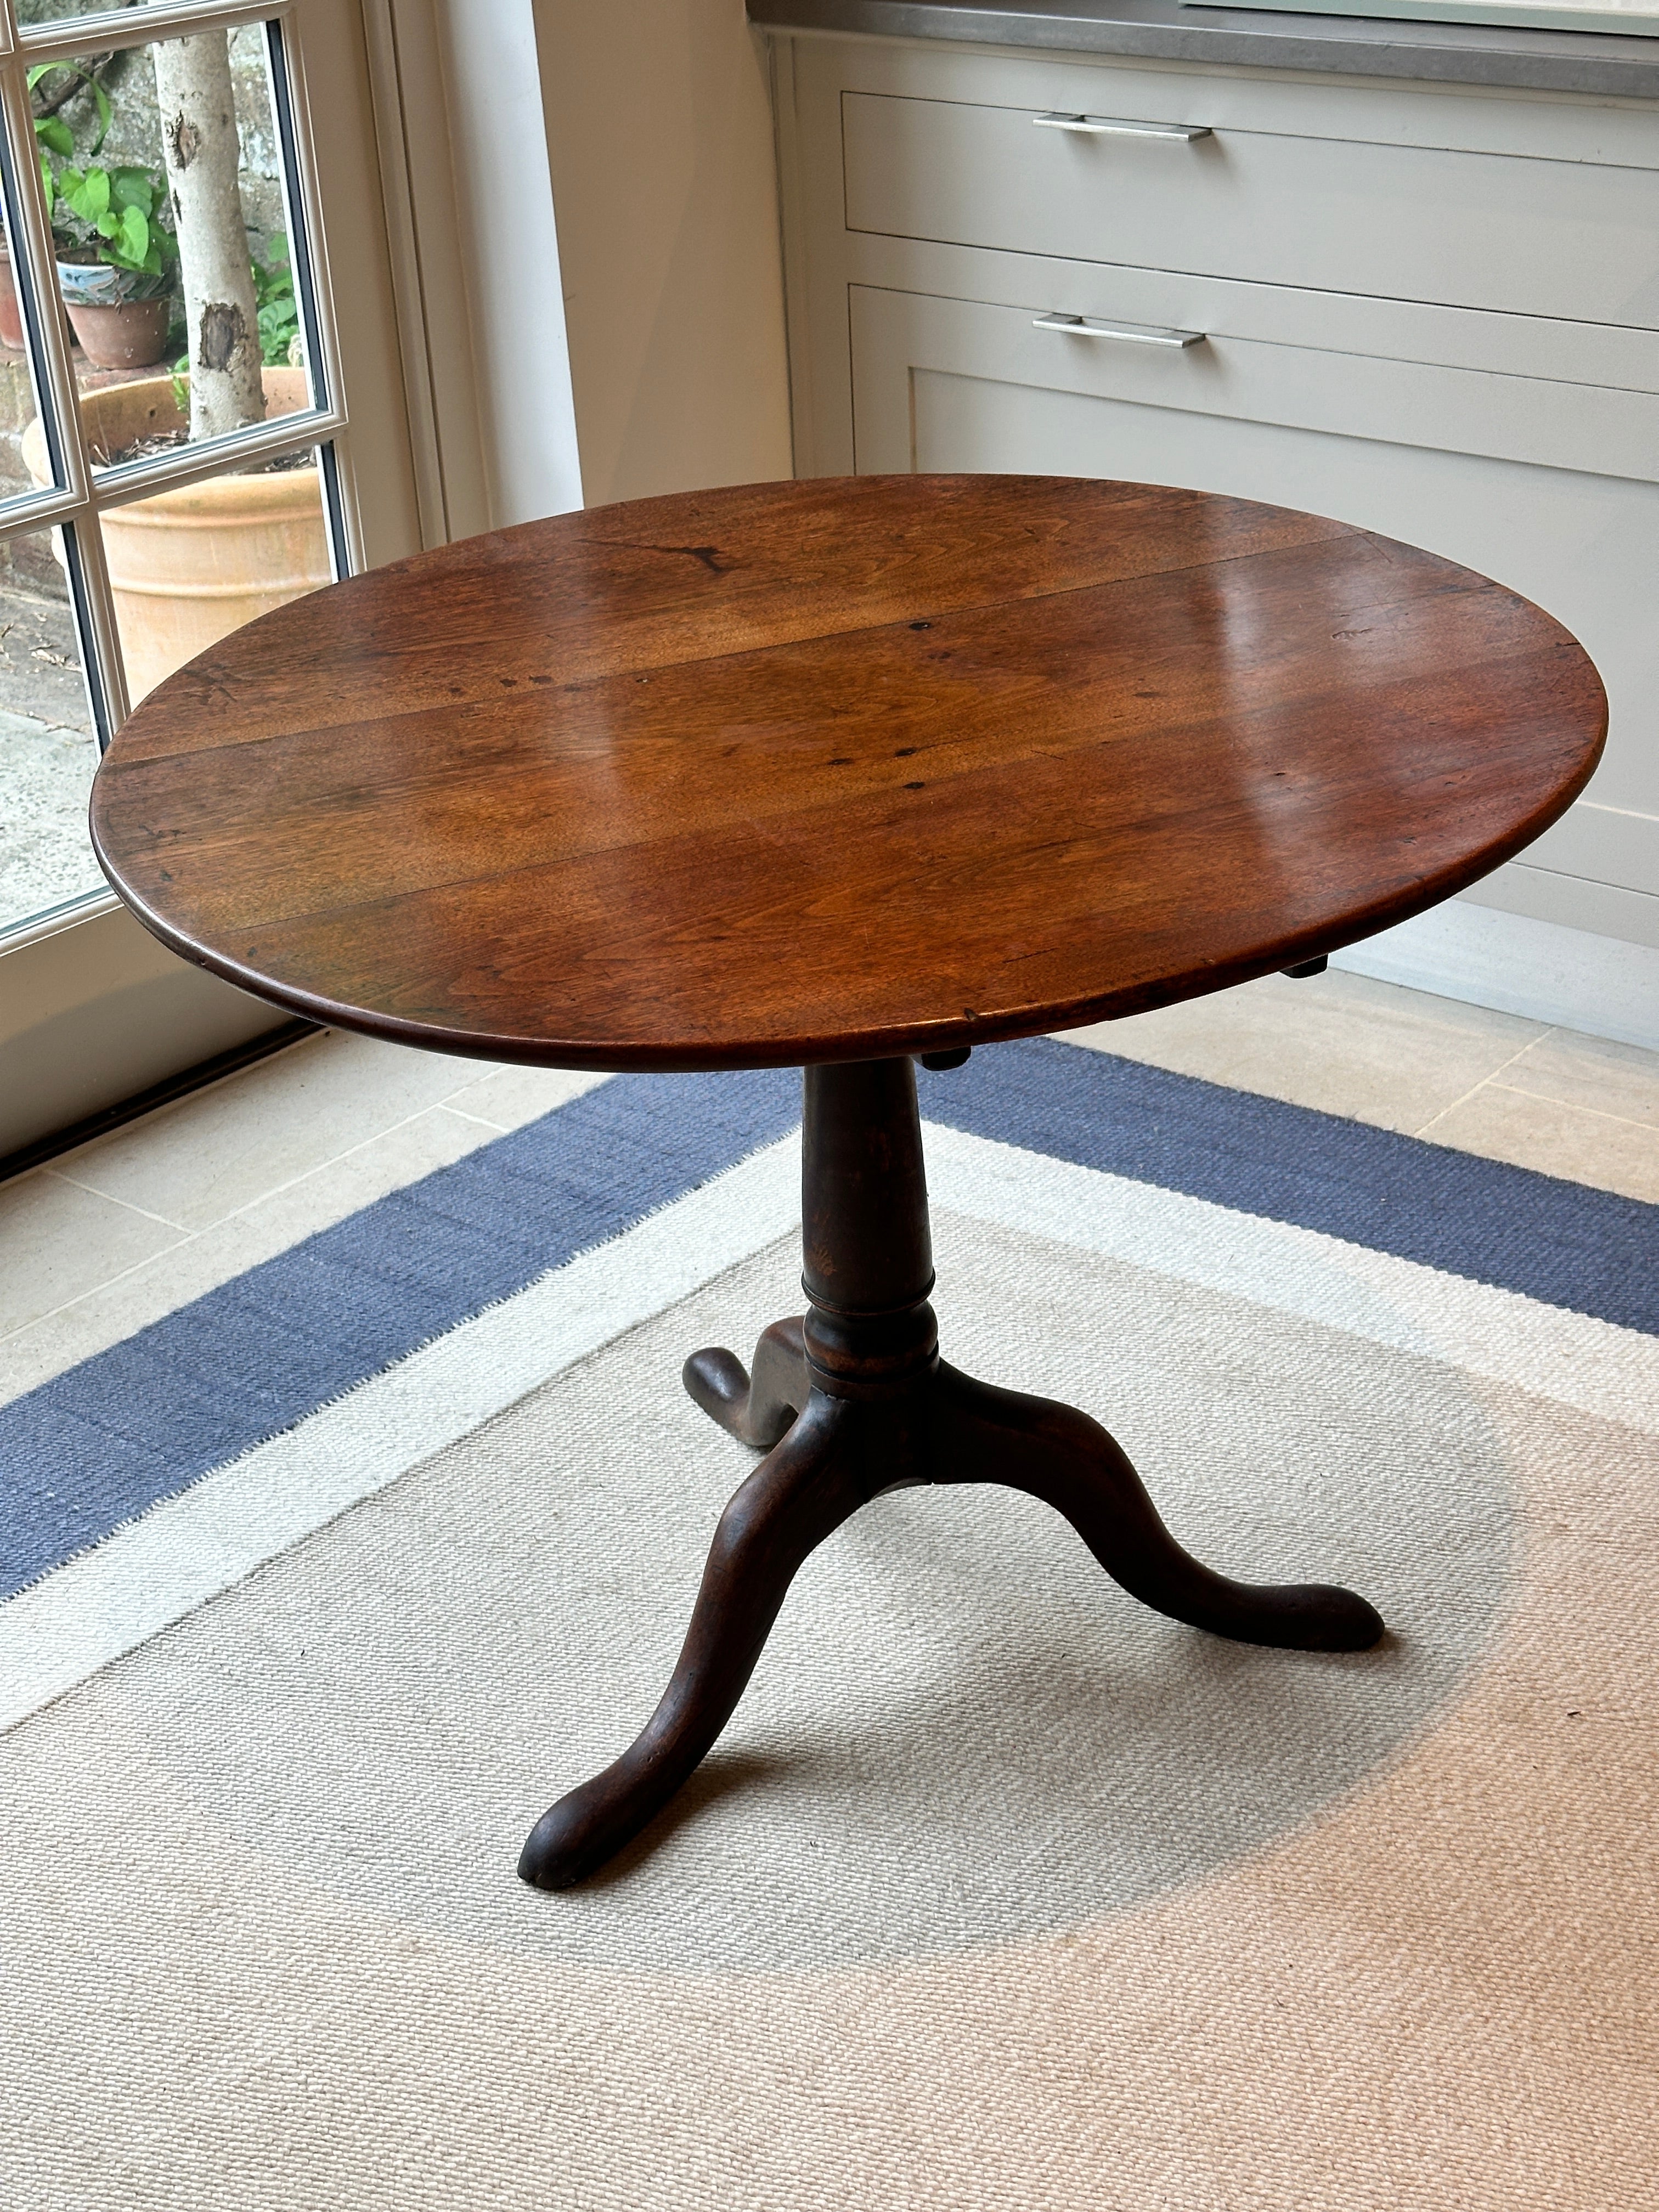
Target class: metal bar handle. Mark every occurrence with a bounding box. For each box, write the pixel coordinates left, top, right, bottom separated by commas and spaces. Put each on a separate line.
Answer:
1034, 110, 1211, 142
1033, 313, 1206, 350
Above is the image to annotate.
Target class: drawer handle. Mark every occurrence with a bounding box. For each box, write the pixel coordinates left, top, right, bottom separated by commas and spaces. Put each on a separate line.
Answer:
1034, 110, 1211, 142
1034, 313, 1206, 351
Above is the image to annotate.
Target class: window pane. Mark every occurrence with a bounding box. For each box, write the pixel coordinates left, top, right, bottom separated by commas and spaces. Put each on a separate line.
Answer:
0, 240, 66, 510
0, 522, 100, 932
19, 2, 218, 18
23, 25, 319, 464
109, 444, 332, 707
20, 1, 240, 18
1, 85, 66, 507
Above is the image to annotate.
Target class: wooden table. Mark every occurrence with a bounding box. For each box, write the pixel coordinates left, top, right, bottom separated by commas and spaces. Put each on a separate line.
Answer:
91, 475, 1605, 1889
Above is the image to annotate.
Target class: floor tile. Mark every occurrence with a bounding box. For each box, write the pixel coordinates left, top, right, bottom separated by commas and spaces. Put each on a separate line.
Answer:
1065, 968, 1545, 1135
50, 1030, 486, 1234
1499, 1028, 1659, 1132
1421, 1085, 1659, 1205
0, 1169, 180, 1340
0, 1102, 510, 1404
442, 1064, 610, 1133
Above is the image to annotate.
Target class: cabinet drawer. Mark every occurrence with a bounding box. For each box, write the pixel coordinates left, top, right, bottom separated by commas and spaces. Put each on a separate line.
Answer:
849, 281, 1659, 486
842, 92, 1659, 331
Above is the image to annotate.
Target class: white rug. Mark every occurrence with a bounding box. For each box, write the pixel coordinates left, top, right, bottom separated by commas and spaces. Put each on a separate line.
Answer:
3, 1074, 1657, 2205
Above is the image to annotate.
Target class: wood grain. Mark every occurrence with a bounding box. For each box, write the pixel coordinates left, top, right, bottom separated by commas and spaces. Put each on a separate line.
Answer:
90, 475, 1606, 1070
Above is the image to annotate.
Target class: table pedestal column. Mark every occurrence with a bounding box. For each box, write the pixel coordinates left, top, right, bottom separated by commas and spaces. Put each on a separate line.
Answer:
518, 1057, 1383, 1891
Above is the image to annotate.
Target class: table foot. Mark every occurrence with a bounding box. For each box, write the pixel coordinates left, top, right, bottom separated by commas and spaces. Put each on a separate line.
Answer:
517, 1391, 866, 1891
682, 1317, 807, 1451
929, 1364, 1384, 1653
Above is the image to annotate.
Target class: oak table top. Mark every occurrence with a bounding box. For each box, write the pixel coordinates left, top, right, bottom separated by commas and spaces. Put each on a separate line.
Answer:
89, 475, 1609, 1893
89, 474, 1605, 1073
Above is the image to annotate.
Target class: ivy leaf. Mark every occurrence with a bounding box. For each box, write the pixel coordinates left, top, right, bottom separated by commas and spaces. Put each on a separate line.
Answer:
119, 206, 150, 264
36, 118, 73, 158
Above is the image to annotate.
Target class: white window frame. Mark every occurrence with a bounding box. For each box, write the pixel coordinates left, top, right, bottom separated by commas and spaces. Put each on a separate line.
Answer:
0, 0, 427, 1161
0, 0, 357, 735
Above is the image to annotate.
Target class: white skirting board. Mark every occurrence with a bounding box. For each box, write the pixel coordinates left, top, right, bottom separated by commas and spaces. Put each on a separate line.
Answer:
1331, 900, 1659, 1053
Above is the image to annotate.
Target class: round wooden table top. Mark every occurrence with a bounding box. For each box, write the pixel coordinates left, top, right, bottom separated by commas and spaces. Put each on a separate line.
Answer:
91, 475, 1605, 1072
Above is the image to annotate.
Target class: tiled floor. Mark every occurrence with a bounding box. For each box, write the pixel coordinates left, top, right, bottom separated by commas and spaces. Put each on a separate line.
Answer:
3, 967, 1655, 1403
1, 1044, 605, 1401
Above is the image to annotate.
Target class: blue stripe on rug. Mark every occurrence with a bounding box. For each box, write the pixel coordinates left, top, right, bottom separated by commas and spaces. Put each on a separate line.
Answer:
924, 1039, 1656, 1336
0, 1069, 799, 1602
2, 1036, 1654, 1601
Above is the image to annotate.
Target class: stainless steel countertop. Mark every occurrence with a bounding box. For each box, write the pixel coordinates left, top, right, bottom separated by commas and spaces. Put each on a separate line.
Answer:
747, 0, 1659, 97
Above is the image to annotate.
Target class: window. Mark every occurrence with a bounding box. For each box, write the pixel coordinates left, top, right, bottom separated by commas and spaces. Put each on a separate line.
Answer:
0, 0, 359, 942
0, 0, 435, 1165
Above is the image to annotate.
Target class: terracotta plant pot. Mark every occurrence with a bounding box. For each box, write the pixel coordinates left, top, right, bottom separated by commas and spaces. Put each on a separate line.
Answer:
22, 367, 330, 705
0, 245, 24, 351
64, 295, 171, 370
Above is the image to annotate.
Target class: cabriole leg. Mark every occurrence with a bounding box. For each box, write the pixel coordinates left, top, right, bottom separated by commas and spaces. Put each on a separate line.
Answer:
521, 1053, 1383, 1891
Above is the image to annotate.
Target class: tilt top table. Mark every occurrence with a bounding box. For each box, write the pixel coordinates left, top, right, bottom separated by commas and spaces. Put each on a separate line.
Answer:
91, 475, 1605, 1890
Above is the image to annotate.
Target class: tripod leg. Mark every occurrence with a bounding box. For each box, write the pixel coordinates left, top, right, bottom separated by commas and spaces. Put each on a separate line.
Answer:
930, 1364, 1383, 1653
683, 1317, 808, 1450
519, 1391, 864, 1889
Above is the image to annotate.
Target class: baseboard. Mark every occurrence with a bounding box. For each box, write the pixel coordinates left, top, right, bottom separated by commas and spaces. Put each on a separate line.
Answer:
1331, 899, 1659, 1052
0, 1019, 318, 1188
1, 901, 298, 1164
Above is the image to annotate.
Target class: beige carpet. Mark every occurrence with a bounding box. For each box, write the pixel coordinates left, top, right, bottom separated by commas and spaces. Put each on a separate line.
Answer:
2, 1208, 1655, 2208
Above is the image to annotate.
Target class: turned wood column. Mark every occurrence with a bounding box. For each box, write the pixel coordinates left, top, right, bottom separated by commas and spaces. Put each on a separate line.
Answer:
800, 1060, 939, 1400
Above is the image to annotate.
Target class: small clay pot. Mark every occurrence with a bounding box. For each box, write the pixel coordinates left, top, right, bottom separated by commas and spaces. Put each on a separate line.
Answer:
64, 295, 171, 371
0, 245, 24, 351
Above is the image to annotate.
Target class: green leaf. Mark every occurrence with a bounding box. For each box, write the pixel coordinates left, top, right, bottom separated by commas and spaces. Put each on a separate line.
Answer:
87, 79, 112, 159
36, 117, 72, 157
66, 167, 109, 223
119, 206, 149, 263
27, 64, 112, 157
256, 296, 300, 365
110, 168, 156, 216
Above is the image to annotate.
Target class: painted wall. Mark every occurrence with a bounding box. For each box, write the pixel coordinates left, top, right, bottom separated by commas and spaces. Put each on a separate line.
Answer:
529, 0, 794, 505
430, 0, 584, 530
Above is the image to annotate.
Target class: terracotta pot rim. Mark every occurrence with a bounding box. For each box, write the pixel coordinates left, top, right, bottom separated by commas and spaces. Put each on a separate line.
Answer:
20, 367, 318, 494
102, 467, 323, 520
64, 296, 172, 317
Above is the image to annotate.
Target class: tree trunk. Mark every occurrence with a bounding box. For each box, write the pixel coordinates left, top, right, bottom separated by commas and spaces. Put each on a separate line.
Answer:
152, 32, 264, 442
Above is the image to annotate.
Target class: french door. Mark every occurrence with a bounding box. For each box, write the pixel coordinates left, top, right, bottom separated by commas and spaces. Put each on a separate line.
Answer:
0, 0, 422, 1161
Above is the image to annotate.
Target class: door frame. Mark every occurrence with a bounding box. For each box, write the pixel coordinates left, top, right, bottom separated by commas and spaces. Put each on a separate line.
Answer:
1, 0, 426, 1164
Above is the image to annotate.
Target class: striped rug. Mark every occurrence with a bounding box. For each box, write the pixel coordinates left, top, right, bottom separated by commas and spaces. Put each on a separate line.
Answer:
2, 1039, 1655, 2208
